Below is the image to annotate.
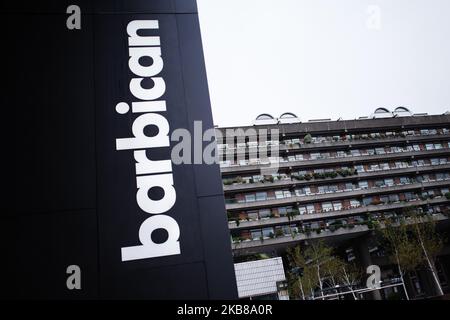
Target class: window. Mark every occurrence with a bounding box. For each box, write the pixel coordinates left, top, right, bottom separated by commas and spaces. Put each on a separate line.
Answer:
256, 192, 267, 201
332, 201, 342, 211
262, 228, 274, 238
298, 206, 307, 215
404, 192, 415, 201
435, 143, 443, 150
384, 178, 394, 186
431, 158, 440, 165
350, 199, 361, 207
329, 185, 338, 192
367, 149, 375, 155
355, 165, 364, 172
440, 158, 447, 164
380, 163, 390, 170
337, 151, 346, 158
245, 194, 255, 202
359, 181, 369, 189
259, 209, 271, 219
375, 147, 386, 154
247, 211, 258, 220
295, 154, 304, 161
275, 191, 284, 199
322, 202, 333, 212
307, 204, 315, 214
375, 180, 385, 187
412, 144, 420, 151
389, 194, 399, 202
400, 177, 409, 184
363, 197, 372, 206
351, 149, 361, 156
295, 189, 305, 197
278, 207, 288, 216
311, 153, 321, 160
251, 229, 261, 240
425, 143, 434, 150
283, 190, 292, 198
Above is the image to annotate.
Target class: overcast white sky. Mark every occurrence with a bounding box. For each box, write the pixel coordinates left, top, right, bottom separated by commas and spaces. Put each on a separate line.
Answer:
197, 0, 450, 127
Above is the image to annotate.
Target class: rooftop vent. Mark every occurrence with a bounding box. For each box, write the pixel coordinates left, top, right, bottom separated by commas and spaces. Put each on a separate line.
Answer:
253, 113, 278, 125
278, 112, 301, 124
393, 106, 412, 117
371, 107, 392, 119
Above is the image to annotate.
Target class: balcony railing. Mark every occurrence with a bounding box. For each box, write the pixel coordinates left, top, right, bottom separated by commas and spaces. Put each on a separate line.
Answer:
225, 179, 450, 210
219, 132, 450, 156
220, 147, 450, 173
228, 197, 450, 230
230, 213, 449, 251
223, 162, 450, 192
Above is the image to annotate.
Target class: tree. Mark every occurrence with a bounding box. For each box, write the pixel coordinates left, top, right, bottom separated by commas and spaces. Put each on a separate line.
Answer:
340, 262, 363, 300
377, 217, 420, 300
286, 246, 318, 300
287, 243, 338, 300
378, 207, 446, 298
406, 209, 444, 296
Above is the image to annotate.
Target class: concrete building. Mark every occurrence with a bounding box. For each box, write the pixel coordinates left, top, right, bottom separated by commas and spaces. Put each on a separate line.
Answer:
216, 109, 450, 300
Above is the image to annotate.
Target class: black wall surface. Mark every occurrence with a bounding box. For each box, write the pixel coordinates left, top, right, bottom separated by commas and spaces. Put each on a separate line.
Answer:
2, 0, 238, 299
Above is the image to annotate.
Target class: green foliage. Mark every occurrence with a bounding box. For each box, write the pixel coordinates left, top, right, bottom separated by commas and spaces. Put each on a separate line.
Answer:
304, 133, 312, 144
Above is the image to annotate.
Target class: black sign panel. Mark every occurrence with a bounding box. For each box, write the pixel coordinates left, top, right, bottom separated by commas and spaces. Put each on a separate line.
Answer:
2, 0, 237, 299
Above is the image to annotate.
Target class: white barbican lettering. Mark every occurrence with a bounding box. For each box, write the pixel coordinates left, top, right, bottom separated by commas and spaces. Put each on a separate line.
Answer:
115, 20, 181, 262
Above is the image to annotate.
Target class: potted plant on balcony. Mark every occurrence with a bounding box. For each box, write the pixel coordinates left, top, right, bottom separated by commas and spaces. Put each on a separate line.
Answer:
275, 229, 284, 238
303, 133, 312, 144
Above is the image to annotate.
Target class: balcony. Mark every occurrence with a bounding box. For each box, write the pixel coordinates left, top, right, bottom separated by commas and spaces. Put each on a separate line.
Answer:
228, 197, 450, 230
223, 163, 450, 192
231, 213, 449, 252
220, 147, 450, 174
225, 179, 450, 211
219, 133, 450, 157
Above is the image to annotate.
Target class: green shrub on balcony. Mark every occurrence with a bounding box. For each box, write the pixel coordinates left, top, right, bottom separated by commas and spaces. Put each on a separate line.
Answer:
269, 232, 275, 239
421, 194, 429, 201
275, 229, 284, 238
445, 192, 450, 200
292, 174, 305, 181
304, 173, 313, 181
325, 171, 338, 179
304, 133, 312, 144
223, 179, 233, 186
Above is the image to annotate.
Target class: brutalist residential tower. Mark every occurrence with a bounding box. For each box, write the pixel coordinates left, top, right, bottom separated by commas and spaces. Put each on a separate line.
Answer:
217, 109, 450, 299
